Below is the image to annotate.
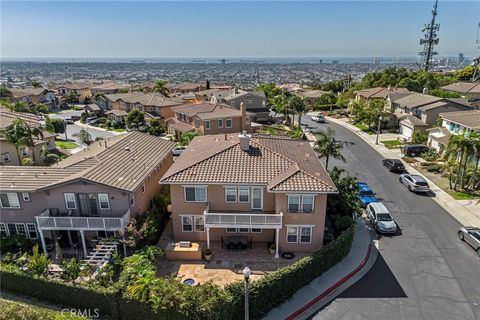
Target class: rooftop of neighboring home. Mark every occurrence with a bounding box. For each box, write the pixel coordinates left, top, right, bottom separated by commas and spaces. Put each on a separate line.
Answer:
161, 134, 337, 194
167, 82, 205, 92
105, 92, 183, 108
356, 87, 410, 99
439, 109, 480, 130
91, 81, 131, 91
171, 102, 243, 120
0, 132, 175, 193
224, 90, 266, 101
194, 88, 234, 98
441, 82, 480, 94
393, 92, 469, 109
296, 89, 329, 98
9, 87, 49, 98
58, 82, 95, 90
399, 114, 430, 126
0, 108, 56, 144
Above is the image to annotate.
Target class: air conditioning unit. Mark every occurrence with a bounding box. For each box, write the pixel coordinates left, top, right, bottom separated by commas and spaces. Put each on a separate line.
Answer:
179, 241, 191, 248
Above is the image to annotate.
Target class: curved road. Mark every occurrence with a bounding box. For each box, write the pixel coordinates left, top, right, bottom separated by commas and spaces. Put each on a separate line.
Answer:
301, 117, 480, 320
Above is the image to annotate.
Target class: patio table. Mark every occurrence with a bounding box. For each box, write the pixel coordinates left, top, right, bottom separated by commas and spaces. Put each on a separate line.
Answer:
225, 236, 249, 249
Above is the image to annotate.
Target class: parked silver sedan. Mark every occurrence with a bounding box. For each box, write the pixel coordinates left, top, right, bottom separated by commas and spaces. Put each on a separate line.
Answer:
399, 173, 430, 193
458, 226, 480, 257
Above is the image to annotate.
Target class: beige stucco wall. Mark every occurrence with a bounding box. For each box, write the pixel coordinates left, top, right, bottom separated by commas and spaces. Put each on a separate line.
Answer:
0, 139, 54, 166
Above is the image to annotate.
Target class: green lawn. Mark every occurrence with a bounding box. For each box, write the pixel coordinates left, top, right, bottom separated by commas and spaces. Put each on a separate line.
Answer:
380, 140, 403, 149
353, 123, 376, 135
109, 128, 127, 132
448, 190, 480, 200
55, 141, 79, 149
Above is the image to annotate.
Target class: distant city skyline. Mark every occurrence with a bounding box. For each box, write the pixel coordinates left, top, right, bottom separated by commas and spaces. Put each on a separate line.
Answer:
1, 1, 479, 59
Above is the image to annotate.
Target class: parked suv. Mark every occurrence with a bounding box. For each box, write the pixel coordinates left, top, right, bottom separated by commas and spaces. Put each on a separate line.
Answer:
399, 173, 430, 193
382, 159, 405, 173
458, 227, 480, 257
401, 144, 430, 157
366, 202, 397, 234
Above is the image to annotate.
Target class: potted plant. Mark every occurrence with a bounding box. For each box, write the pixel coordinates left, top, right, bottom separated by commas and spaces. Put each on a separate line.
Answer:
204, 248, 212, 261
269, 243, 276, 255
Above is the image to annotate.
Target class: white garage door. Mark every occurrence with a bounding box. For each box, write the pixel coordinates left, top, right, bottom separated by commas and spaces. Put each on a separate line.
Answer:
400, 124, 413, 139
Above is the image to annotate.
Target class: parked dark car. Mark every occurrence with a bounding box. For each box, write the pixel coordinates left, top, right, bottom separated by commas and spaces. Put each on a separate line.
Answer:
382, 159, 406, 173
401, 144, 430, 157
70, 115, 81, 121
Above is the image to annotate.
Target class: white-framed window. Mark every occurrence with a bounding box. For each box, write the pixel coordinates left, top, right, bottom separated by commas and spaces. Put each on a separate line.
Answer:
0, 193, 20, 208
64, 193, 76, 209
226, 119, 233, 128
194, 216, 205, 232
184, 186, 207, 202
218, 119, 223, 128
251, 228, 262, 233
26, 223, 38, 239
181, 216, 193, 232
286, 226, 298, 243
98, 193, 110, 210
225, 187, 237, 202
251, 187, 263, 210
205, 120, 210, 130
1, 152, 10, 162
0, 223, 8, 238
7, 223, 17, 236
300, 227, 312, 243
238, 228, 249, 233
226, 228, 237, 233
129, 194, 135, 207
288, 195, 301, 212
20, 148, 28, 157
238, 187, 250, 203
15, 223, 27, 236
22, 193, 30, 202
302, 195, 314, 213
286, 226, 313, 243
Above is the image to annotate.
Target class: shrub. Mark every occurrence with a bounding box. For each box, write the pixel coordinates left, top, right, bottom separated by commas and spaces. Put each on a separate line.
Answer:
411, 130, 428, 144
61, 258, 81, 282
0, 300, 86, 320
0, 234, 33, 254
27, 245, 50, 277
426, 164, 444, 173
334, 215, 354, 232
421, 149, 438, 161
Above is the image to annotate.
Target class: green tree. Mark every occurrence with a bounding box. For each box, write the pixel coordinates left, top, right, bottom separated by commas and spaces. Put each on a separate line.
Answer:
50, 118, 66, 134
315, 92, 337, 109
289, 95, 305, 126
61, 258, 81, 282
78, 128, 93, 145
0, 119, 42, 165
153, 80, 170, 96
0, 86, 11, 98
40, 145, 60, 166
32, 104, 49, 114
410, 130, 428, 144
429, 88, 461, 98
21, 121, 44, 164
179, 131, 199, 146
148, 119, 165, 136
126, 109, 145, 130
27, 245, 50, 277
445, 134, 472, 190
321, 80, 344, 93
66, 90, 77, 107
314, 127, 348, 170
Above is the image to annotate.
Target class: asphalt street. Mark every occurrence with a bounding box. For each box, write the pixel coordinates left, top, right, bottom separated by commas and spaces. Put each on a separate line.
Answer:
50, 110, 114, 144
301, 116, 480, 320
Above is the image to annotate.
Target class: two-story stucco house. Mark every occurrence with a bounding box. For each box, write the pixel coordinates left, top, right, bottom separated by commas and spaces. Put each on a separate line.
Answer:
441, 82, 480, 108
57, 82, 93, 104
160, 133, 337, 257
223, 90, 269, 123
0, 132, 175, 257
9, 87, 57, 111
167, 102, 250, 139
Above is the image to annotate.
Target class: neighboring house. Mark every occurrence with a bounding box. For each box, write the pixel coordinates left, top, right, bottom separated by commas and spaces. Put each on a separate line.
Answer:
105, 92, 184, 121
0, 108, 56, 166
84, 103, 103, 117
441, 82, 480, 108
9, 87, 57, 111
391, 93, 471, 139
167, 102, 250, 139
428, 110, 480, 152
160, 133, 338, 257
194, 88, 234, 103
91, 82, 131, 95
354, 87, 410, 103
105, 109, 129, 124
0, 132, 175, 257
168, 82, 207, 94
57, 82, 93, 104
223, 90, 269, 123
296, 89, 329, 108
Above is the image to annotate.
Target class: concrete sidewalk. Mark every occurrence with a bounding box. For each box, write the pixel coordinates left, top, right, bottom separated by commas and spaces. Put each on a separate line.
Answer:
264, 219, 376, 320
325, 115, 480, 228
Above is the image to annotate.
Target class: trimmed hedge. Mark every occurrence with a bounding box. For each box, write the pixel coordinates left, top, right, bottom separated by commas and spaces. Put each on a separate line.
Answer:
0, 223, 355, 320
0, 299, 86, 320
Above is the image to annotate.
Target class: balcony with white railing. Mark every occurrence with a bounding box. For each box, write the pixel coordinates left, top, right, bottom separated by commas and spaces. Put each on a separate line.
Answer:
35, 208, 130, 231
203, 205, 282, 229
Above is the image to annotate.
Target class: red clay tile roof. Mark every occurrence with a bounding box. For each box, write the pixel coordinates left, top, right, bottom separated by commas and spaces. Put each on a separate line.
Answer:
161, 134, 337, 193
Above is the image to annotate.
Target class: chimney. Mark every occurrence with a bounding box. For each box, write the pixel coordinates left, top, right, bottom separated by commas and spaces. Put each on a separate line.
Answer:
238, 131, 251, 151
206, 79, 210, 90
422, 87, 429, 95
240, 102, 246, 132
234, 86, 239, 94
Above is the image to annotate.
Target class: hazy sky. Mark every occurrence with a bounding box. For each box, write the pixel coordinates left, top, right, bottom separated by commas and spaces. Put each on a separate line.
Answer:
1, 1, 479, 58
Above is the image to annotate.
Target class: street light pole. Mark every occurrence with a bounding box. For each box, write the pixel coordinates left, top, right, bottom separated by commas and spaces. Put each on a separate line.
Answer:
375, 116, 383, 145
243, 266, 251, 320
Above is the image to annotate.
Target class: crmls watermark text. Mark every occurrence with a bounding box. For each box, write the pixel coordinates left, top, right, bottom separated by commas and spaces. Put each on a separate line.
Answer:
62, 309, 100, 318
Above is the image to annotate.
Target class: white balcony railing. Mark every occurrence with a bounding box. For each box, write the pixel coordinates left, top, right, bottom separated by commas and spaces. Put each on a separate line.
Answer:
35, 209, 130, 231
203, 205, 282, 229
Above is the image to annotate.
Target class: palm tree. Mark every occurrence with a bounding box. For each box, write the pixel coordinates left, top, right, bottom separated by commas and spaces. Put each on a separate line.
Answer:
40, 145, 60, 166
445, 134, 472, 190
467, 132, 480, 190
153, 80, 170, 97
20, 122, 44, 165
289, 95, 306, 127
127, 271, 158, 302
314, 127, 348, 171
0, 119, 30, 165
78, 128, 93, 145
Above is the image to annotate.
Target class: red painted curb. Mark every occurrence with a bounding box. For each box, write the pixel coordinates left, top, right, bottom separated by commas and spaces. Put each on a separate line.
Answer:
285, 243, 373, 320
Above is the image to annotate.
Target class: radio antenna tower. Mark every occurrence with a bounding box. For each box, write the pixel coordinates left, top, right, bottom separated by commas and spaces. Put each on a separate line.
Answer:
419, 0, 440, 72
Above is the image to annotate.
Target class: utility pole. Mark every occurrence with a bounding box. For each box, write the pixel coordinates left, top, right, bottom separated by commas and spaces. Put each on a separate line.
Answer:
419, 0, 440, 72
